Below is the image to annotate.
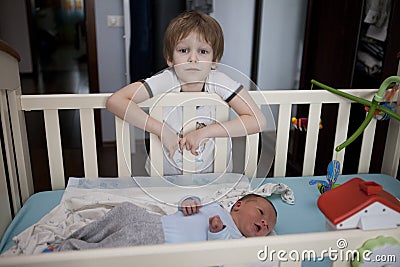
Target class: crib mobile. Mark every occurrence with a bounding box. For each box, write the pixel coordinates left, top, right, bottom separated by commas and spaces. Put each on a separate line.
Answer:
308, 77, 400, 266
306, 76, 400, 192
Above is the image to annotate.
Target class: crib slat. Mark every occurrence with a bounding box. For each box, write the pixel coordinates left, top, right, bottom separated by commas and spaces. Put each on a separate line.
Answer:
43, 109, 65, 189
274, 104, 291, 177
302, 103, 322, 176
214, 104, 229, 173
115, 117, 132, 177
381, 116, 400, 176
7, 89, 34, 202
182, 105, 196, 174
149, 106, 163, 176
0, 91, 14, 235
79, 109, 98, 178
331, 260, 348, 267
358, 118, 376, 173
333, 102, 351, 169
279, 261, 303, 267
244, 134, 259, 178
0, 90, 21, 213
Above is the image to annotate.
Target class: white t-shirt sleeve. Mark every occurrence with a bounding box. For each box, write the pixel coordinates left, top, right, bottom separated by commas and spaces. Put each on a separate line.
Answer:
143, 68, 180, 96
205, 70, 243, 101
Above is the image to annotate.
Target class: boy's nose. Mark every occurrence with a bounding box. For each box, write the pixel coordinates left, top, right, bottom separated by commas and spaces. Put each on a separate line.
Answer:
188, 52, 198, 63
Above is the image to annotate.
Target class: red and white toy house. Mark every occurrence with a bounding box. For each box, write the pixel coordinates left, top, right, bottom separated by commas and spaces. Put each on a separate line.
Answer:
318, 177, 400, 230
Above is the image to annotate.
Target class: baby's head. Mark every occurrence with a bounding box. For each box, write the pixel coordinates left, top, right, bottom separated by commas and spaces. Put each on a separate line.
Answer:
230, 194, 277, 237
163, 10, 224, 64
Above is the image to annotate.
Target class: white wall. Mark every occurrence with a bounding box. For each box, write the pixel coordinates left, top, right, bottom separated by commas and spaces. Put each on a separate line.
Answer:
212, 0, 255, 88
94, 0, 127, 142
257, 0, 308, 90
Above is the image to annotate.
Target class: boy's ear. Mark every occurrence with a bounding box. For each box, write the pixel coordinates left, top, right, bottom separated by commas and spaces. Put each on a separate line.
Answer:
211, 61, 218, 69
167, 59, 174, 67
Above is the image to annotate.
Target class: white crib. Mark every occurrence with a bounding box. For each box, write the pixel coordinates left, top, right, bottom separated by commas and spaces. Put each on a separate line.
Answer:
1, 40, 399, 267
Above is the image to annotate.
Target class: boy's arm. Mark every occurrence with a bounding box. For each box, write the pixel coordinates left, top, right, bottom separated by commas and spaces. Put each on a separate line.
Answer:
106, 82, 179, 159
180, 88, 267, 155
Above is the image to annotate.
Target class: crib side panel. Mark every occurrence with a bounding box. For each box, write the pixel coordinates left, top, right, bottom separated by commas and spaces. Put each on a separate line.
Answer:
0, 93, 12, 238
1, 227, 399, 267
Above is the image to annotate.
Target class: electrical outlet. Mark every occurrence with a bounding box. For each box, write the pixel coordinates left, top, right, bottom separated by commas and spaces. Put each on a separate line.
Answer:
107, 15, 124, 27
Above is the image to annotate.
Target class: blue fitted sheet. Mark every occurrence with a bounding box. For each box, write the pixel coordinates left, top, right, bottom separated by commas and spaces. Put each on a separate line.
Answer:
251, 174, 400, 235
1, 174, 399, 256
0, 190, 64, 253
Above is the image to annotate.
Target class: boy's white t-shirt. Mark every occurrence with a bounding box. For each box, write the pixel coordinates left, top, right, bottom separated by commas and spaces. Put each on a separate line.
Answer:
143, 68, 243, 175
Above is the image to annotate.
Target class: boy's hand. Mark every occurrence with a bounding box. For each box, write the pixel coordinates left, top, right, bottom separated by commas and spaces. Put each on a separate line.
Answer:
179, 128, 208, 156
181, 198, 202, 216
209, 215, 224, 233
159, 125, 180, 159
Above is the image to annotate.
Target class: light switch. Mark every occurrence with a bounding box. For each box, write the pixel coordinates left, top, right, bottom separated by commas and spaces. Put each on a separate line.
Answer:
107, 15, 124, 27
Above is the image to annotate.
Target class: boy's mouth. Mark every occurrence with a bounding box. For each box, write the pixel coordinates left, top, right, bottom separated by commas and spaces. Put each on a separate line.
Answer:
254, 223, 261, 232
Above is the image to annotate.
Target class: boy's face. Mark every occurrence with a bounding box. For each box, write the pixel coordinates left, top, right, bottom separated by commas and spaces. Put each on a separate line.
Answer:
167, 32, 216, 88
231, 197, 277, 237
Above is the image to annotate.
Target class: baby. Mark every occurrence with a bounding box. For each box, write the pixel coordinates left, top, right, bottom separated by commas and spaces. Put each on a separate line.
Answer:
175, 193, 277, 240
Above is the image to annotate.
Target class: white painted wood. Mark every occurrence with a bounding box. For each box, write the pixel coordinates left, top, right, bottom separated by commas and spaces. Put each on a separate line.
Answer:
115, 117, 131, 177
302, 103, 322, 176
244, 134, 259, 178
0, 95, 12, 238
358, 118, 376, 173
80, 109, 98, 178
149, 106, 163, 177
0, 227, 398, 267
333, 102, 351, 171
7, 89, 33, 203
214, 104, 229, 173
182, 105, 197, 174
274, 104, 292, 177
381, 89, 400, 176
43, 110, 65, 189
0, 90, 21, 212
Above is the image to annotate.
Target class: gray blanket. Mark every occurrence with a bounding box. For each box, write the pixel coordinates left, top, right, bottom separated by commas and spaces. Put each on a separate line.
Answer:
55, 202, 164, 251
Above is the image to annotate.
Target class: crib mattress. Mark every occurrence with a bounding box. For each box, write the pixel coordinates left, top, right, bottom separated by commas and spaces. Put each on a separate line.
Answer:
1, 173, 399, 255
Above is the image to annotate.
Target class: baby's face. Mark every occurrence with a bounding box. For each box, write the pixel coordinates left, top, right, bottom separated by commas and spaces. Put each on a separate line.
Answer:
167, 32, 215, 89
232, 198, 277, 237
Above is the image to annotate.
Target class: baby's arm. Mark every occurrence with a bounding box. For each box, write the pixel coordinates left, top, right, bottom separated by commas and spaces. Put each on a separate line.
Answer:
106, 82, 179, 158
209, 215, 224, 233
179, 196, 202, 216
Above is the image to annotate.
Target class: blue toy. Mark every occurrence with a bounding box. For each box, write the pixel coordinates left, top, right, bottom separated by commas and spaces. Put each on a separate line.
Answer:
309, 160, 340, 193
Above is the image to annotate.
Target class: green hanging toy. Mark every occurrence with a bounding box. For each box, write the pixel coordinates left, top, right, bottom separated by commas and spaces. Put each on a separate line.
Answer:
311, 76, 400, 152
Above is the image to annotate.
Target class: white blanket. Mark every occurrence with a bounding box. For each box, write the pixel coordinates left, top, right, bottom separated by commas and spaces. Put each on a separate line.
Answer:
2, 173, 294, 256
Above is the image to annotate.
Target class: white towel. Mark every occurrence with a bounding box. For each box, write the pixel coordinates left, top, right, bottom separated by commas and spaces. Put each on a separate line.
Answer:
203, 182, 295, 212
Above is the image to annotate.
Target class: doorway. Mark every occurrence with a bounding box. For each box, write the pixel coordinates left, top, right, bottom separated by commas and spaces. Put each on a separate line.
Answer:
23, 0, 103, 191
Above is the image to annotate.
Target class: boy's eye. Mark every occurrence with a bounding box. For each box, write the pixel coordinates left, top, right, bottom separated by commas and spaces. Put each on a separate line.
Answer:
178, 48, 188, 53
258, 208, 264, 215
200, 49, 208, 54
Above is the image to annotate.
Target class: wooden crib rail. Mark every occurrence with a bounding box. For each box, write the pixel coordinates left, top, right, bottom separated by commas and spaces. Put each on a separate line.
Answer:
12, 88, 399, 194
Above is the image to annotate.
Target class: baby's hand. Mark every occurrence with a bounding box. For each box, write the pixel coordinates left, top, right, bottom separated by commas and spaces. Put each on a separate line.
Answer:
181, 198, 202, 216
209, 215, 224, 233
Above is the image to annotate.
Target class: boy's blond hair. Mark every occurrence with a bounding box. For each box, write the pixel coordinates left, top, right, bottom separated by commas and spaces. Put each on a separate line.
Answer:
163, 10, 224, 63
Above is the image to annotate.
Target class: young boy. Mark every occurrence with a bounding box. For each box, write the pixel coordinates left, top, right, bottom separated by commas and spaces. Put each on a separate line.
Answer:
53, 193, 277, 251
106, 10, 266, 175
